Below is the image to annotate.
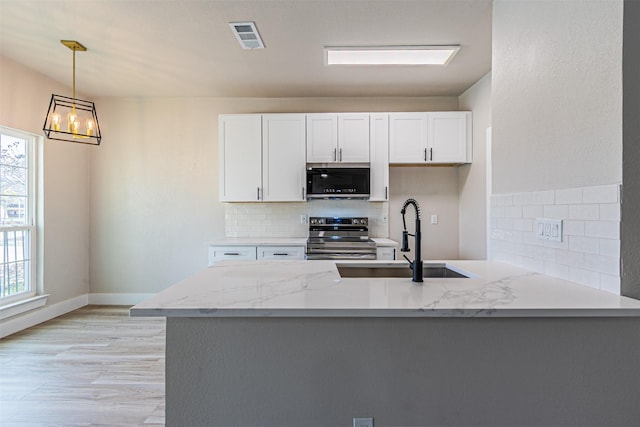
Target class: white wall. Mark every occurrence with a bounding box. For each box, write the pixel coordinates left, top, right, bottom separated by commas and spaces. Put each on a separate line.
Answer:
492, 0, 622, 194
458, 72, 491, 259
90, 97, 460, 295
0, 57, 90, 309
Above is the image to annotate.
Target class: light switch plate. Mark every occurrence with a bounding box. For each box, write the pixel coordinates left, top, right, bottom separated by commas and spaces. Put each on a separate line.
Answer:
536, 218, 563, 242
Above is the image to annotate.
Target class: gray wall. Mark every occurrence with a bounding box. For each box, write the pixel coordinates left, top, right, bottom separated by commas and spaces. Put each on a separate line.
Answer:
459, 72, 492, 259
492, 0, 622, 194
622, 0, 640, 298
168, 316, 640, 426
0, 57, 90, 306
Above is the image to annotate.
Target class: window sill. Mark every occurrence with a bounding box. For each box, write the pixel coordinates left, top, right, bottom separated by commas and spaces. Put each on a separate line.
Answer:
0, 294, 50, 320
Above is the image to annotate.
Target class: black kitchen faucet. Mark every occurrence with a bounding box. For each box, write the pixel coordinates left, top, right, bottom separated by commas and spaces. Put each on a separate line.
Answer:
400, 198, 423, 282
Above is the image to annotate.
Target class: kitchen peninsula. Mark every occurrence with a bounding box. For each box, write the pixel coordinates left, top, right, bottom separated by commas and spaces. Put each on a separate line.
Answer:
131, 260, 640, 426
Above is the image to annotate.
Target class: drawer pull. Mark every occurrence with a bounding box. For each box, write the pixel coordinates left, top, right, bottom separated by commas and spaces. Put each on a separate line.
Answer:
224, 252, 240, 256
273, 253, 289, 256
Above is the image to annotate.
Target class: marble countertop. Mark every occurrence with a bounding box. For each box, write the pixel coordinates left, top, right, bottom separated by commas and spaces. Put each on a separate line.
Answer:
131, 260, 640, 318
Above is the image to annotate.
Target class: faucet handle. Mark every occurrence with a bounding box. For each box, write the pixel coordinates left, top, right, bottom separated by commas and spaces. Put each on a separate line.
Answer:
400, 230, 410, 252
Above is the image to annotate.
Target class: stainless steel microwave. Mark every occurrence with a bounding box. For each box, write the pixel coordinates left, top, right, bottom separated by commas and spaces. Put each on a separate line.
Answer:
306, 167, 370, 199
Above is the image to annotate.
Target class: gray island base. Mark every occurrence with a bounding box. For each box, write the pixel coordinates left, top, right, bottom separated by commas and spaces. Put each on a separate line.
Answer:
132, 260, 640, 426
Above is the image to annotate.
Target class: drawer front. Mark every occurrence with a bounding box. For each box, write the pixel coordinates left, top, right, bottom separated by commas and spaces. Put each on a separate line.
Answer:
208, 246, 257, 265
257, 246, 306, 260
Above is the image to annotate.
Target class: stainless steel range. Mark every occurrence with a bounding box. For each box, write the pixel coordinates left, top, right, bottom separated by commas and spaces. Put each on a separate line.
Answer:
306, 216, 377, 260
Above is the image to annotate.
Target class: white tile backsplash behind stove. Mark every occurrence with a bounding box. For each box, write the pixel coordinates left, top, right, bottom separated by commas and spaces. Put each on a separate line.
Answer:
225, 200, 389, 238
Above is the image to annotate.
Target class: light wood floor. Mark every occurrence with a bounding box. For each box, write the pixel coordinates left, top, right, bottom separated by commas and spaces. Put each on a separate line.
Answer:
0, 305, 166, 426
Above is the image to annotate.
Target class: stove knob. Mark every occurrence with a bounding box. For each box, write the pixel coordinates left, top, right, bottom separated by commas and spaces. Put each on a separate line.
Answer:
352, 219, 358, 225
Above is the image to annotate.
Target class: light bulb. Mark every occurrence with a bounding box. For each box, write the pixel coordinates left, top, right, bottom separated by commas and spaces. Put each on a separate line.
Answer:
86, 119, 94, 136
68, 111, 77, 132
51, 113, 61, 131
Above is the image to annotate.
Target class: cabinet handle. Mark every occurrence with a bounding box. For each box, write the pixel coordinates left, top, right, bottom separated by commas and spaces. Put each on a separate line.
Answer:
334, 148, 337, 161
430, 148, 433, 161
302, 187, 305, 200
424, 148, 427, 162
224, 252, 240, 256
257, 187, 260, 200
385, 186, 388, 200
339, 148, 342, 161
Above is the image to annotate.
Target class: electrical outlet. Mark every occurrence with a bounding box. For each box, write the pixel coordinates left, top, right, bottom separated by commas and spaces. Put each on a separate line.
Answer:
431, 214, 438, 225
382, 215, 388, 223
300, 214, 307, 224
535, 218, 563, 242
353, 417, 373, 427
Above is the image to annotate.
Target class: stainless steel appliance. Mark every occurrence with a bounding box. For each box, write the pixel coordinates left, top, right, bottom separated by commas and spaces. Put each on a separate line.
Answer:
306, 216, 377, 260
306, 167, 370, 199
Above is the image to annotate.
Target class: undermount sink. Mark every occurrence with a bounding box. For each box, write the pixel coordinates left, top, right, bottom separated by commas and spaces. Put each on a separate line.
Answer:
336, 262, 470, 279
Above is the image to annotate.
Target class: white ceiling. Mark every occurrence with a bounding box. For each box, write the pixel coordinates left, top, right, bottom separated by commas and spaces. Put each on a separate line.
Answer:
0, 0, 492, 98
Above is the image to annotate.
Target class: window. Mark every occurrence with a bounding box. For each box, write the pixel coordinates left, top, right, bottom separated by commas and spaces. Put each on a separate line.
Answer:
0, 126, 37, 304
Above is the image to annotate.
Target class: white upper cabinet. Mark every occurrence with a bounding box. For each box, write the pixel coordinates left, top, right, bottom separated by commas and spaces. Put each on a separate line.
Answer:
262, 114, 306, 201
389, 112, 472, 164
369, 113, 389, 202
389, 113, 428, 164
428, 112, 472, 164
219, 114, 262, 202
306, 113, 370, 163
219, 114, 306, 202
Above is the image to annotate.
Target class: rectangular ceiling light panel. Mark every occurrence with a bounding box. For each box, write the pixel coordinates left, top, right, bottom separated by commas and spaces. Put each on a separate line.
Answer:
325, 45, 460, 65
229, 21, 265, 49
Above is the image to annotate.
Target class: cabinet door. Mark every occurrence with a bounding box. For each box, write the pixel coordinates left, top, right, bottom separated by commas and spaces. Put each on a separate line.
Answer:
262, 114, 306, 201
369, 113, 389, 201
257, 246, 306, 260
306, 114, 338, 163
428, 112, 472, 164
338, 113, 370, 162
219, 115, 262, 201
208, 246, 257, 265
389, 113, 429, 163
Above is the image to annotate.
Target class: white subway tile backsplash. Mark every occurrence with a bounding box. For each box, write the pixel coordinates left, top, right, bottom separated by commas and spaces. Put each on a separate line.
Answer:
490, 183, 621, 295
562, 220, 585, 236
582, 184, 619, 204
599, 239, 620, 258
599, 203, 620, 221
532, 190, 555, 205
543, 204, 568, 219
600, 274, 621, 294
584, 221, 620, 239
555, 188, 583, 205
568, 204, 599, 220
583, 253, 620, 276
568, 235, 600, 254
569, 267, 601, 290
505, 206, 523, 218
522, 205, 544, 219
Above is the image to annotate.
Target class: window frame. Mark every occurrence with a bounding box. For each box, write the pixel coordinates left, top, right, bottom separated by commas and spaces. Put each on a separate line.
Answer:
0, 125, 38, 306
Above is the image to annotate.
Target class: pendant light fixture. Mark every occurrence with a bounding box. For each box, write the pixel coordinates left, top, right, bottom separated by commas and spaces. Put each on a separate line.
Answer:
43, 40, 101, 145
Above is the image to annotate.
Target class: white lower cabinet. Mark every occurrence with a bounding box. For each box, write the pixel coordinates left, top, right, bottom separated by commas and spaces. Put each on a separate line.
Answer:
209, 245, 305, 265
208, 246, 257, 264
376, 246, 396, 260
257, 246, 305, 260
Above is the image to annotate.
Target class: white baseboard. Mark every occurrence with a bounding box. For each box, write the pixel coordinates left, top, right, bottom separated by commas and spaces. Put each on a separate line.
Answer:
0, 294, 88, 339
88, 293, 155, 305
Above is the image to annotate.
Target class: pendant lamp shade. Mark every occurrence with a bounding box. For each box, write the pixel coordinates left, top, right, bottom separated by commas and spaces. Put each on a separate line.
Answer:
42, 40, 102, 145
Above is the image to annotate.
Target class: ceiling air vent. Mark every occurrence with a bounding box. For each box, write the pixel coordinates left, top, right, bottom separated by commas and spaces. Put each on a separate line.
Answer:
229, 21, 265, 49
